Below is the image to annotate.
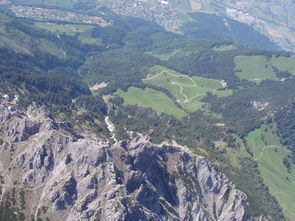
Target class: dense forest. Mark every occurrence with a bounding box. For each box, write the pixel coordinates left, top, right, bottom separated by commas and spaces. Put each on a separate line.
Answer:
275, 101, 295, 161
204, 78, 295, 136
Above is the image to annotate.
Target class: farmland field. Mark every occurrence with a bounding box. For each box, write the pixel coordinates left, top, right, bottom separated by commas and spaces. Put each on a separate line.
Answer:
246, 124, 281, 158
116, 87, 187, 118
78, 32, 102, 45
259, 148, 295, 219
234, 55, 278, 82
144, 65, 232, 112
35, 22, 94, 36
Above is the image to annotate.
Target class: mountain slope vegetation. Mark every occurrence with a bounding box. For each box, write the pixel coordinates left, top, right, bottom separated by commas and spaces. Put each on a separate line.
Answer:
0, 4, 294, 220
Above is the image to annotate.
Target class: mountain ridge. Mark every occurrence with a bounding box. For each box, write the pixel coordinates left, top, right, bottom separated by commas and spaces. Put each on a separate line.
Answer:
0, 97, 249, 221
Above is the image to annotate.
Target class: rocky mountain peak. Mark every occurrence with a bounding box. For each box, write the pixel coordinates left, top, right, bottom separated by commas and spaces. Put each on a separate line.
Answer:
0, 99, 249, 220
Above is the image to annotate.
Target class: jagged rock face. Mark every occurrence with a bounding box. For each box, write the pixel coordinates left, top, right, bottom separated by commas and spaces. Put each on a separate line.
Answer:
0, 102, 249, 221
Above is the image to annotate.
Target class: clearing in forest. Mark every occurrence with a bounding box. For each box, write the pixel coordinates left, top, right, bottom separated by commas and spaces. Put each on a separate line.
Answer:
212, 44, 237, 51
234, 55, 279, 83
116, 87, 187, 118
270, 56, 295, 76
144, 65, 232, 112
145, 48, 192, 61
245, 124, 295, 219
35, 22, 102, 45
258, 148, 295, 219
35, 22, 94, 36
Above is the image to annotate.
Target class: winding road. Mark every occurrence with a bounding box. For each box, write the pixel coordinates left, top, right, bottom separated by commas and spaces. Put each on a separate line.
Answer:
143, 69, 217, 103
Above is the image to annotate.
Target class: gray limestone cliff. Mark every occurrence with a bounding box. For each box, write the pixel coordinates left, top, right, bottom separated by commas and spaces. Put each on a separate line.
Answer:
0, 100, 249, 221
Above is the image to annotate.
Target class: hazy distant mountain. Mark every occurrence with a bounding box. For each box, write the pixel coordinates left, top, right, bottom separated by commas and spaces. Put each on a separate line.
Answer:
6, 0, 295, 51
186, 0, 295, 51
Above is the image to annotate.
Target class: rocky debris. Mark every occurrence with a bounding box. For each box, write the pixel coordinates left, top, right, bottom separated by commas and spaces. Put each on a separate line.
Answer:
0, 102, 250, 221
0, 106, 40, 142
90, 82, 108, 91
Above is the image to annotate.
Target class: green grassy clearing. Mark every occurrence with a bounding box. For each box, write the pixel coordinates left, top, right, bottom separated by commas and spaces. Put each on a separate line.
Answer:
212, 44, 237, 51
35, 22, 94, 36
205, 110, 222, 119
145, 65, 232, 112
146, 66, 196, 100
216, 125, 295, 219
245, 124, 295, 219
180, 77, 219, 99
148, 65, 194, 85
213, 89, 233, 97
221, 134, 251, 168
181, 96, 204, 112
246, 124, 281, 158
77, 32, 102, 45
116, 87, 187, 118
271, 56, 295, 76
259, 149, 295, 219
234, 55, 279, 83
145, 48, 193, 61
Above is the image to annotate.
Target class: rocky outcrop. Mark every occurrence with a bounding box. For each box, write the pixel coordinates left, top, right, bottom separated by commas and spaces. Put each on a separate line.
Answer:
0, 101, 249, 221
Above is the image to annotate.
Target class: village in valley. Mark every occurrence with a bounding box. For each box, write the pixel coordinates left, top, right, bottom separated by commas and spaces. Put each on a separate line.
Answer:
3, 0, 183, 32
10, 5, 110, 26
111, 0, 181, 31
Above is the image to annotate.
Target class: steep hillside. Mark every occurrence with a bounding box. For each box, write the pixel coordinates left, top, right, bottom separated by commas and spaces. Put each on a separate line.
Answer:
0, 98, 249, 221
180, 12, 279, 51
187, 0, 295, 51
